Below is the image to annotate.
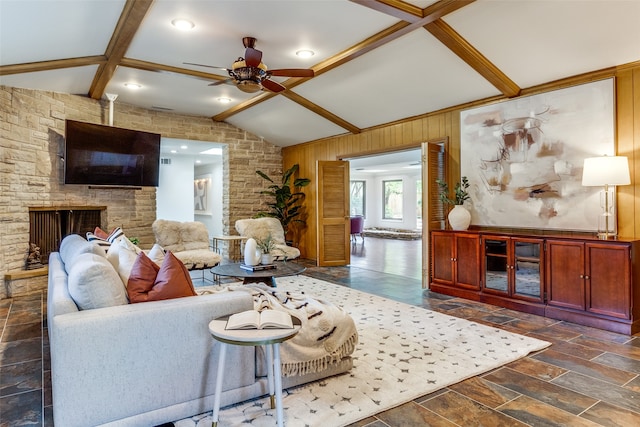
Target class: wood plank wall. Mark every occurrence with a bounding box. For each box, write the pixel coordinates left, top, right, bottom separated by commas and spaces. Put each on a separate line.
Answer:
283, 63, 640, 261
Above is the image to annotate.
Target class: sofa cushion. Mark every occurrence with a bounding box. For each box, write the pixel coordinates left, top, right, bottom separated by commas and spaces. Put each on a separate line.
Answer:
67, 253, 129, 310
146, 243, 166, 265
92, 226, 110, 239
86, 227, 125, 253
106, 237, 142, 285
59, 234, 106, 272
127, 251, 197, 303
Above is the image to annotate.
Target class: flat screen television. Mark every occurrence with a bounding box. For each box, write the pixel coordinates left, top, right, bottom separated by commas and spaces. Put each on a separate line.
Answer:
64, 120, 161, 187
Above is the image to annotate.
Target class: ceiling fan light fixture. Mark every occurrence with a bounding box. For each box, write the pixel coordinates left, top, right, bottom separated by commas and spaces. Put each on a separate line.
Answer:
217, 97, 231, 104
171, 19, 195, 31
296, 49, 314, 58
124, 83, 141, 89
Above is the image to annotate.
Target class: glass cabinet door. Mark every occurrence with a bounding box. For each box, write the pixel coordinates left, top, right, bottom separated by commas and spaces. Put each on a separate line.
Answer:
513, 241, 542, 299
483, 238, 509, 293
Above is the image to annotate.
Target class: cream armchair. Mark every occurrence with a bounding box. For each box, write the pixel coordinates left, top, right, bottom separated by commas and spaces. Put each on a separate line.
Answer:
235, 217, 300, 261
152, 219, 221, 271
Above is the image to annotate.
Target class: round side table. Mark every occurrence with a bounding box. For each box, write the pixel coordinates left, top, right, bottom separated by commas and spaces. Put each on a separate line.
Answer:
208, 315, 301, 427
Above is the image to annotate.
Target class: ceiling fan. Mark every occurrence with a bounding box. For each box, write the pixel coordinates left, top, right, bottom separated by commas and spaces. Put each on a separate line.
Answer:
185, 37, 315, 93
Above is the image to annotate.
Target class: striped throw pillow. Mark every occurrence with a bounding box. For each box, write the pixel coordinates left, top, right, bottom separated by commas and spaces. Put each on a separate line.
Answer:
87, 227, 125, 253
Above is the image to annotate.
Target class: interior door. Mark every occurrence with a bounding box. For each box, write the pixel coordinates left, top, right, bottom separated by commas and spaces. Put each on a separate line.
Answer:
424, 139, 447, 288
316, 160, 350, 266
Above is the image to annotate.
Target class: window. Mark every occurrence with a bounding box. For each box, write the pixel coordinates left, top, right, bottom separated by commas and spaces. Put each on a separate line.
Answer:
350, 180, 366, 216
383, 179, 403, 220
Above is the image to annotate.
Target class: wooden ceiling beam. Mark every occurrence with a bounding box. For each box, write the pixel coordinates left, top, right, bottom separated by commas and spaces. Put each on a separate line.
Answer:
119, 58, 229, 82
214, 0, 467, 124
354, 0, 520, 98
0, 56, 106, 76
88, 0, 154, 100
281, 91, 361, 134
424, 19, 520, 98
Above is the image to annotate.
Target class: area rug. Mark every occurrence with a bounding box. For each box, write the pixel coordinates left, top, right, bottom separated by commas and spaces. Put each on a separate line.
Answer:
175, 276, 550, 427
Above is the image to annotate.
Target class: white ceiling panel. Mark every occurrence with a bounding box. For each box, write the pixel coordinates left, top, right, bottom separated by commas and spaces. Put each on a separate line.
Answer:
444, 0, 640, 88
226, 96, 347, 147
106, 67, 255, 117
127, 0, 399, 73
1, 1, 638, 147
0, 0, 124, 65
296, 29, 500, 129
0, 65, 99, 96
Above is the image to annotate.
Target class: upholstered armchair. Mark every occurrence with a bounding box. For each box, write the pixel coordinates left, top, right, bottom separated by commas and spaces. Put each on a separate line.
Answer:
152, 219, 221, 272
235, 217, 300, 261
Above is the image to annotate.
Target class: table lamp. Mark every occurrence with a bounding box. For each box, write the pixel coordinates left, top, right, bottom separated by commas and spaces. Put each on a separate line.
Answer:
582, 155, 630, 239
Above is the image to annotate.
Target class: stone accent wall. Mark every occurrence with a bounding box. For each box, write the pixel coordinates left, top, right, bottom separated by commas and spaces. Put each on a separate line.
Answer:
0, 86, 282, 295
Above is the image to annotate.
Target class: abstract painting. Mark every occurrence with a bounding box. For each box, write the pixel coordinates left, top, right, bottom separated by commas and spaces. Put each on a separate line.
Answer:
194, 176, 210, 214
460, 79, 615, 231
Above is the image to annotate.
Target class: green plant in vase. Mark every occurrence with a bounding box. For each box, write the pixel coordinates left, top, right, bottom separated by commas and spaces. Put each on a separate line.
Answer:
436, 176, 471, 230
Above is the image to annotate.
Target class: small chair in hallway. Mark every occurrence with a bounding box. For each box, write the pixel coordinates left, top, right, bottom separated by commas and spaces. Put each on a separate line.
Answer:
350, 216, 364, 243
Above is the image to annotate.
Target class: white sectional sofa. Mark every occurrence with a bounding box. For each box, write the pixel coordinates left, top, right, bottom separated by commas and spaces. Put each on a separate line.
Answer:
47, 234, 353, 426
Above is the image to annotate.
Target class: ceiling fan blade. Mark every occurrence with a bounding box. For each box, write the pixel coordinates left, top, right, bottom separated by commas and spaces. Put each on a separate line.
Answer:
269, 69, 315, 77
261, 79, 286, 92
183, 62, 229, 71
245, 47, 263, 67
208, 78, 234, 87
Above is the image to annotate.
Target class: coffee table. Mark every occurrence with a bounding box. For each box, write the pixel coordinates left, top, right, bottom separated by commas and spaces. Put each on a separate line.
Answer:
211, 261, 306, 287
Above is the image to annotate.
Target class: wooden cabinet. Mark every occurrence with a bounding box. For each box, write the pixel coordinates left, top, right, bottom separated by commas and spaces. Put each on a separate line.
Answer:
430, 230, 640, 334
546, 239, 631, 321
482, 235, 543, 303
431, 231, 480, 297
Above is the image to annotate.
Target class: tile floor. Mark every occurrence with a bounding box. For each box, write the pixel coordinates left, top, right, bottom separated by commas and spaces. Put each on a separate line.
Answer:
1, 236, 639, 426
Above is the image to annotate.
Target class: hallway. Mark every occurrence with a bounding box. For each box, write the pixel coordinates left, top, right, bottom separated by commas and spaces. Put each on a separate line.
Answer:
348, 236, 422, 281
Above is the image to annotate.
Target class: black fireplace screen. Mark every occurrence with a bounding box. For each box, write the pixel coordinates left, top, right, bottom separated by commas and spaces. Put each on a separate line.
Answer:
29, 209, 103, 263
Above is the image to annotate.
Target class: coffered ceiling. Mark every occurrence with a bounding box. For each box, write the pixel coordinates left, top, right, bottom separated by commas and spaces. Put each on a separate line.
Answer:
1, 0, 638, 147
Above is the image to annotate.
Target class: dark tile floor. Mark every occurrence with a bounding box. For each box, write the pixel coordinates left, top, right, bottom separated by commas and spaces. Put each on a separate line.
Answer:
1, 236, 640, 426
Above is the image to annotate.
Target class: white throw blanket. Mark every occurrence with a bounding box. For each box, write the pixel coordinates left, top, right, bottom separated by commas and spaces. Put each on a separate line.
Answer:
200, 283, 358, 376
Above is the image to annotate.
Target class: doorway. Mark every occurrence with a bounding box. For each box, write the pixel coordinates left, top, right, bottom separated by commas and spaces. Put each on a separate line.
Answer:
346, 149, 423, 275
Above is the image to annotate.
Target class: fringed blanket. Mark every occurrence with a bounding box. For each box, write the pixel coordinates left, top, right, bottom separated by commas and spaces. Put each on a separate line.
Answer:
200, 284, 358, 376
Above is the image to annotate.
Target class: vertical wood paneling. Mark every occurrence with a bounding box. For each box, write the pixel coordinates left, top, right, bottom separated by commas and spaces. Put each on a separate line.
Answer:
283, 65, 640, 260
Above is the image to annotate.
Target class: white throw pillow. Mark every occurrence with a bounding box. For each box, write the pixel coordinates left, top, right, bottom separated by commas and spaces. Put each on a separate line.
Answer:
59, 234, 106, 272
106, 238, 142, 285
67, 253, 129, 310
147, 243, 166, 266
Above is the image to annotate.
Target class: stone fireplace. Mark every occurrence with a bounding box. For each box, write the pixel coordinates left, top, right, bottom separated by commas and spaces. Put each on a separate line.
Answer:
29, 206, 105, 265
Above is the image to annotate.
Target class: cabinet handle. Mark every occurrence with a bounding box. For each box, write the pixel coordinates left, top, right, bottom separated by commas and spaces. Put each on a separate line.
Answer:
585, 275, 590, 280
580, 274, 584, 279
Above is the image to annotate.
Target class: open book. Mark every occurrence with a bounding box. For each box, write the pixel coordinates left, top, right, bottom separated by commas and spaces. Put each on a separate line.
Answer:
225, 310, 293, 330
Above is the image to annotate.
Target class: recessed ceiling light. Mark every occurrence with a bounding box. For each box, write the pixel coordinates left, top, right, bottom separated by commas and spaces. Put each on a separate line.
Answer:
124, 83, 141, 89
217, 97, 231, 104
296, 49, 315, 58
171, 19, 195, 30
170, 150, 177, 154
180, 145, 188, 150
195, 160, 201, 164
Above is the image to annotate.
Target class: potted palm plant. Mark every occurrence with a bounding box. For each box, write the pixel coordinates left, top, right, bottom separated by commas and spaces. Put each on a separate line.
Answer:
436, 176, 471, 230
255, 164, 311, 240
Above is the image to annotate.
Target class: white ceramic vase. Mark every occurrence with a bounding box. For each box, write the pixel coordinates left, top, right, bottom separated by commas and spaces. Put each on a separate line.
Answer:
448, 205, 471, 230
243, 238, 262, 266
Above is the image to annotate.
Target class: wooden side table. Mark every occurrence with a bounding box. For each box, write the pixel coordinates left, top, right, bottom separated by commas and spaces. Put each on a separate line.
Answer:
208, 315, 301, 427
211, 235, 247, 262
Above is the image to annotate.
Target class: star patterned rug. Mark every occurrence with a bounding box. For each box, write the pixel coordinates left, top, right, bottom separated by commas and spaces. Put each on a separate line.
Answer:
174, 275, 550, 427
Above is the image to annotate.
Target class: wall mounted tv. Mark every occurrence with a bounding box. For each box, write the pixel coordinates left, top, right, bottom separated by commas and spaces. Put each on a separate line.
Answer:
64, 120, 161, 187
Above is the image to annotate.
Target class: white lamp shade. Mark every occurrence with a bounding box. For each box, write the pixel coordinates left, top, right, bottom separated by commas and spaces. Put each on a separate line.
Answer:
582, 156, 631, 186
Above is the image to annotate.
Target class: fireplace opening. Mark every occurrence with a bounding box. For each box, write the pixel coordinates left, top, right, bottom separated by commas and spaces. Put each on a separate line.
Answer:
29, 207, 105, 265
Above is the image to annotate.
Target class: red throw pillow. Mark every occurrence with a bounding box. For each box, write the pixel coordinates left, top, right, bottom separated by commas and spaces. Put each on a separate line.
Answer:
127, 251, 196, 303
93, 227, 110, 239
